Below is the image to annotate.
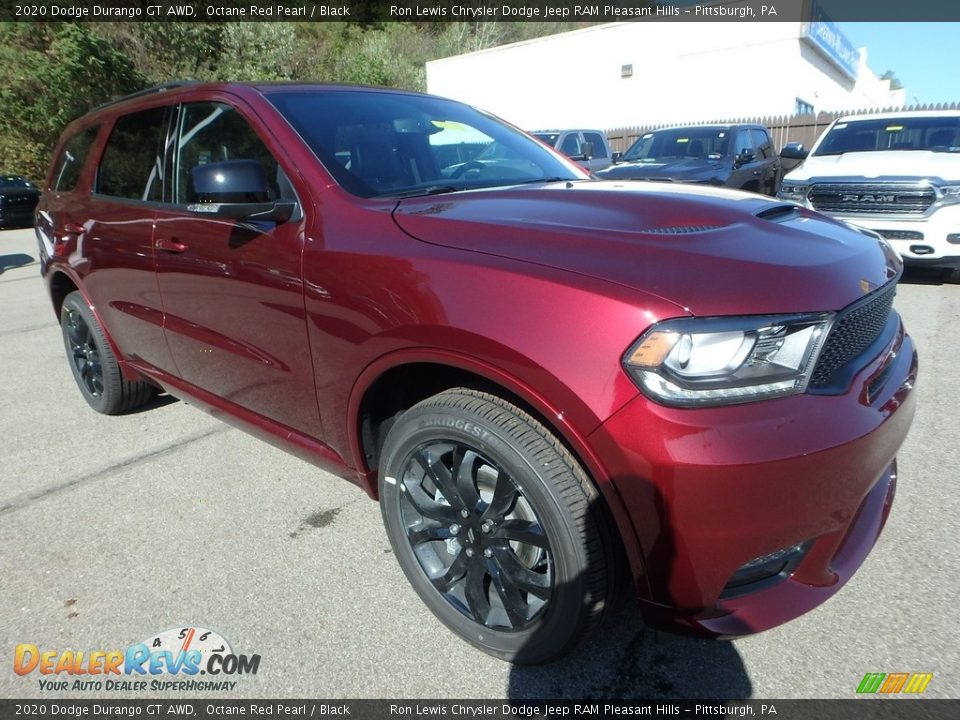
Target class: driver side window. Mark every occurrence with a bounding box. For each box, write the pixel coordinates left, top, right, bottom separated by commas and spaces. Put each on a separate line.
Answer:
559, 133, 581, 156
174, 102, 291, 205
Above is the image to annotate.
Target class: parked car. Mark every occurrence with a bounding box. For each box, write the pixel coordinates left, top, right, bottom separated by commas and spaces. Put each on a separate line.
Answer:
37, 83, 916, 664
597, 124, 781, 196
779, 110, 960, 280
530, 129, 613, 172
0, 175, 41, 228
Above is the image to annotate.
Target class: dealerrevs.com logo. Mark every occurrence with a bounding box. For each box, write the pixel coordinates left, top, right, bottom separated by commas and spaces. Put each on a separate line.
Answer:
13, 626, 260, 692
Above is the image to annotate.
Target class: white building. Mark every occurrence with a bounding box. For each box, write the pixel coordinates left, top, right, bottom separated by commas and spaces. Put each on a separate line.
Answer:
426, 22, 906, 131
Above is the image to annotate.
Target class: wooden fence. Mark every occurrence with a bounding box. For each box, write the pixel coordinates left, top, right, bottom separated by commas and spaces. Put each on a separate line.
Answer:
604, 101, 960, 154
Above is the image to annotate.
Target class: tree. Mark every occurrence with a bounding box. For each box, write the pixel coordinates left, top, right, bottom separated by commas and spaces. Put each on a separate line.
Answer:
0, 23, 144, 179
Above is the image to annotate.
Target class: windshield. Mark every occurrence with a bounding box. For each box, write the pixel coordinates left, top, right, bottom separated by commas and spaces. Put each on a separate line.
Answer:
266, 91, 583, 198
622, 128, 730, 162
532, 133, 560, 148
0, 176, 34, 189
814, 116, 960, 155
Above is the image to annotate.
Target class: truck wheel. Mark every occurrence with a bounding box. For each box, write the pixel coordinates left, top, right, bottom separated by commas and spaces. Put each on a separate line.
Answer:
61, 291, 155, 414
378, 388, 612, 664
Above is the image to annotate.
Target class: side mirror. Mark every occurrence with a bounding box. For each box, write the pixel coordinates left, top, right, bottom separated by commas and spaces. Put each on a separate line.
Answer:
579, 141, 594, 160
188, 160, 294, 222
735, 149, 756, 166
780, 142, 809, 160
611, 151, 623, 164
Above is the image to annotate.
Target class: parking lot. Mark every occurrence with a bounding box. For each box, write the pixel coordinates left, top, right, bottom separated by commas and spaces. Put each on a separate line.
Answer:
1, 225, 957, 699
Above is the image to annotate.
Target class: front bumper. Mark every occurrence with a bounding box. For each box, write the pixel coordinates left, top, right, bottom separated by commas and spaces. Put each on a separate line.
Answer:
824, 203, 960, 268
589, 317, 917, 636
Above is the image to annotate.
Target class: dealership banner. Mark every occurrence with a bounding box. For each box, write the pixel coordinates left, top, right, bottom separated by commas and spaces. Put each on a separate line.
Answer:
3, 0, 960, 23
1, 700, 958, 719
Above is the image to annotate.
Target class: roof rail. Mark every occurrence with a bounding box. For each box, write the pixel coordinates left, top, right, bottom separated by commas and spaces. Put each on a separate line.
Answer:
90, 80, 203, 113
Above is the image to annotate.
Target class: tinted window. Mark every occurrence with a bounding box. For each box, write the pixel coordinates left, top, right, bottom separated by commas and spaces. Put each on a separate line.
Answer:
266, 90, 579, 198
734, 129, 755, 155
52, 126, 99, 192
582, 132, 609, 159
751, 129, 772, 159
815, 116, 960, 155
0, 176, 36, 189
174, 102, 287, 205
98, 108, 168, 201
559, 133, 581, 156
622, 128, 731, 162
532, 133, 560, 148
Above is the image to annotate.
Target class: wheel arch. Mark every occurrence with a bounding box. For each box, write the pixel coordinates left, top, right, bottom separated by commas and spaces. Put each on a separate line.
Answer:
47, 268, 146, 385
348, 349, 649, 596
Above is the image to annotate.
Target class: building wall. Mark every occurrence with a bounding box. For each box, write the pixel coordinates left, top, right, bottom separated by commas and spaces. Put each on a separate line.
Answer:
426, 22, 904, 131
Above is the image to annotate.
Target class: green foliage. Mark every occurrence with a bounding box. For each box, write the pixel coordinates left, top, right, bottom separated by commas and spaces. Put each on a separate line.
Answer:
0, 23, 145, 179
0, 20, 589, 181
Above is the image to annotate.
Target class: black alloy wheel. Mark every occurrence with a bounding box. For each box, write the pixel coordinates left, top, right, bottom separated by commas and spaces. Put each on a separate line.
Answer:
60, 291, 155, 414
64, 304, 105, 399
379, 388, 614, 664
397, 440, 553, 631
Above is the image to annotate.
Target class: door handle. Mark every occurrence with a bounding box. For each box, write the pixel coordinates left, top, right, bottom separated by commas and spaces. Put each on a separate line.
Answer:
155, 237, 188, 253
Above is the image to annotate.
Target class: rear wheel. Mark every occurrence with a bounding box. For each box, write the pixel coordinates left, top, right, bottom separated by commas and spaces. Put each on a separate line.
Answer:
61, 291, 155, 414
378, 388, 613, 664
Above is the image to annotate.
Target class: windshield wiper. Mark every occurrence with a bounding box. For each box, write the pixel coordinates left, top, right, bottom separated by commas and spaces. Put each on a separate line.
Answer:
379, 185, 462, 199
510, 176, 570, 185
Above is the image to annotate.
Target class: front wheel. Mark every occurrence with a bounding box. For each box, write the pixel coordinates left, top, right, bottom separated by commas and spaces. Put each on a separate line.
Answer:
378, 388, 613, 664
60, 291, 155, 414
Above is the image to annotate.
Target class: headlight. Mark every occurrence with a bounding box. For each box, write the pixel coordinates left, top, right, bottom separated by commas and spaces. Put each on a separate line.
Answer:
939, 184, 960, 203
777, 182, 809, 203
623, 313, 833, 406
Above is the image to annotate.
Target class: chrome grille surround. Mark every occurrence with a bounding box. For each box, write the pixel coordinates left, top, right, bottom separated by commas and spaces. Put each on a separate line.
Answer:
808, 182, 936, 215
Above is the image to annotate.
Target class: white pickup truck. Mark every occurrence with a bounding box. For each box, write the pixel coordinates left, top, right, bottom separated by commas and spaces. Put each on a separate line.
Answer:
779, 110, 960, 279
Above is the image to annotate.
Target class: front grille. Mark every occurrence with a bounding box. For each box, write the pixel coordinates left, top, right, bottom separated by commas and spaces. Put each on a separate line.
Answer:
810, 281, 896, 387
808, 183, 935, 215
876, 229, 924, 241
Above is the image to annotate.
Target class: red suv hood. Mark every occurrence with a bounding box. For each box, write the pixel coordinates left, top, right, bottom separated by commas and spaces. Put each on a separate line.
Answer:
393, 181, 900, 316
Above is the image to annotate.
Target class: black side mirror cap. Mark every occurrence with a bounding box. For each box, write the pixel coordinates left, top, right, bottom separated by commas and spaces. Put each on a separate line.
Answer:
780, 142, 809, 160
188, 159, 296, 222
611, 152, 623, 164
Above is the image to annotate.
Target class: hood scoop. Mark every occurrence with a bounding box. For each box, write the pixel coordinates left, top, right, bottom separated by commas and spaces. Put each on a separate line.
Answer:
755, 204, 801, 223
641, 224, 723, 234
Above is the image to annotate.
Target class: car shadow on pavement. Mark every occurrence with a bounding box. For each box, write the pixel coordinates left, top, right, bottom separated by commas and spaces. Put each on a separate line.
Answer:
507, 594, 751, 699
0, 252, 35, 274
899, 266, 955, 286
128, 391, 179, 414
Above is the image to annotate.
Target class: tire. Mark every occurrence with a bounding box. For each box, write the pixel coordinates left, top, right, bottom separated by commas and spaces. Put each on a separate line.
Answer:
378, 388, 612, 664
60, 291, 155, 415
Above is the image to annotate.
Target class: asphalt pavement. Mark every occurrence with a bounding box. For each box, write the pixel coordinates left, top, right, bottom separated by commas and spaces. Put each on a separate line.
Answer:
1, 226, 957, 700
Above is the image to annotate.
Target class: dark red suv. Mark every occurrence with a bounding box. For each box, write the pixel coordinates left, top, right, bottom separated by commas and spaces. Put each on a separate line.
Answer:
36, 82, 917, 664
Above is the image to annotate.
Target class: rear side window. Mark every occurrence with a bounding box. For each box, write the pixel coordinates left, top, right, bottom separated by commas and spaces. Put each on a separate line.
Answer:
98, 107, 169, 201
52, 126, 100, 192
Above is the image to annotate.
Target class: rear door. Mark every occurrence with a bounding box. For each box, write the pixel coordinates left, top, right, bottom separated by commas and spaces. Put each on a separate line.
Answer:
75, 106, 176, 375
153, 99, 320, 437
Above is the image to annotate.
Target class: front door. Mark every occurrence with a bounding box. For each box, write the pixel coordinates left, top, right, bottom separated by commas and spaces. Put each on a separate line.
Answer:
154, 100, 320, 437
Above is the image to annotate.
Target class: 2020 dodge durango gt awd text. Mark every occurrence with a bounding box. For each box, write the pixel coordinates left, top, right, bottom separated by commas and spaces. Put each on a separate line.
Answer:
35, 83, 917, 664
